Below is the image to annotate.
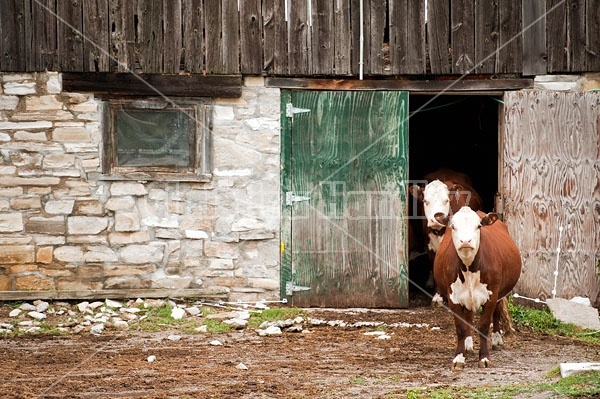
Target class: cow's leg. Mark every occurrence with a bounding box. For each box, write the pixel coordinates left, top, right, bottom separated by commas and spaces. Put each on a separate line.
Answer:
476, 297, 498, 368
450, 304, 473, 370
491, 297, 510, 349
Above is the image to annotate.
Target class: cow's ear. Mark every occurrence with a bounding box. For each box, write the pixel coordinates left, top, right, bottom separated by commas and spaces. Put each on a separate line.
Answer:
409, 185, 423, 201
481, 212, 499, 226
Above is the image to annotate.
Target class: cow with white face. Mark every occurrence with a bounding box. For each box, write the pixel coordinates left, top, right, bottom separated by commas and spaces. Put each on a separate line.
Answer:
434, 206, 522, 369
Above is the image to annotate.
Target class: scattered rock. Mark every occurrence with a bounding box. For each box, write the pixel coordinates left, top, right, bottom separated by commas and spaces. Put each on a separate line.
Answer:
195, 325, 208, 333
90, 324, 105, 335
236, 363, 248, 370
77, 302, 89, 312
88, 301, 104, 310
19, 303, 36, 311
185, 306, 201, 316
112, 320, 129, 331
147, 355, 156, 363
167, 334, 182, 341
9, 309, 21, 317
28, 311, 46, 321
210, 340, 223, 346
171, 307, 185, 320
34, 301, 50, 313
257, 326, 282, 336
105, 299, 122, 309
223, 318, 248, 330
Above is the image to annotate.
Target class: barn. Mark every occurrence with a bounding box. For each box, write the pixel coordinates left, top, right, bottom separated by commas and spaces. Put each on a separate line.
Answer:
0, 0, 598, 309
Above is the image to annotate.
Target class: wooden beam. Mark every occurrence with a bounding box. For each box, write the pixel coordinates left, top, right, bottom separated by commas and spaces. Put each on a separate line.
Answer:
0, 288, 228, 301
62, 73, 242, 98
265, 77, 533, 92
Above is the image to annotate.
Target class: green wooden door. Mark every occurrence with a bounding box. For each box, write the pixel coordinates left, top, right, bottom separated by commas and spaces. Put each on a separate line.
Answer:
281, 90, 409, 308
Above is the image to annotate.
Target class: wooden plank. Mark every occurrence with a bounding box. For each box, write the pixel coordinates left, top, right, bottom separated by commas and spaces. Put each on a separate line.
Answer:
240, 0, 263, 74
474, 0, 499, 74
406, 0, 426, 74
57, 0, 84, 72
426, 0, 451, 74
350, 0, 369, 75
222, 0, 240, 74
266, 77, 533, 92
522, 0, 547, 75
163, 0, 182, 73
389, 0, 408, 75
205, 0, 224, 74
182, 0, 204, 73
567, 0, 586, 71
0, 288, 227, 301
502, 90, 600, 303
451, 0, 475, 74
333, 0, 351, 75
311, 0, 335, 74
288, 0, 311, 75
547, 0, 567, 72
137, 0, 163, 73
62, 73, 242, 98
31, 0, 57, 71
586, 0, 600, 71
109, 0, 135, 72
83, 0, 110, 72
262, 0, 288, 75
368, 0, 387, 74
496, 0, 522, 73
0, 0, 28, 71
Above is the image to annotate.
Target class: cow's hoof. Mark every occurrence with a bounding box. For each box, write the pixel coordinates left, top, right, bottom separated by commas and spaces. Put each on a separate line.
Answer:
431, 293, 444, 307
452, 353, 466, 370
478, 358, 491, 368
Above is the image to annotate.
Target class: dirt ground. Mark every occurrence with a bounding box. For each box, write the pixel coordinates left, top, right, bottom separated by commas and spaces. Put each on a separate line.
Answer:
0, 297, 598, 399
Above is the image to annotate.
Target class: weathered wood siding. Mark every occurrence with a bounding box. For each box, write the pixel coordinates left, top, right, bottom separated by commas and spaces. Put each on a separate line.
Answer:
0, 0, 598, 75
502, 90, 600, 303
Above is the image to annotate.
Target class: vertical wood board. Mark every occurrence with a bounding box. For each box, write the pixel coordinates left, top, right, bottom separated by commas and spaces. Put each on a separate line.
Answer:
83, 0, 110, 72
163, 0, 183, 74
522, 0, 547, 75
474, 0, 499, 74
282, 90, 409, 308
496, 0, 522, 73
240, 0, 263, 74
182, 0, 204, 73
502, 90, 600, 303
109, 0, 135, 72
451, 0, 475, 73
426, 0, 451, 74
57, 0, 84, 72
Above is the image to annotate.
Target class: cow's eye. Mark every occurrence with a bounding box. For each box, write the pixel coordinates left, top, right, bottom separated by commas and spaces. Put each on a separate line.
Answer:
477, 224, 482, 229
424, 200, 430, 206
443, 199, 449, 205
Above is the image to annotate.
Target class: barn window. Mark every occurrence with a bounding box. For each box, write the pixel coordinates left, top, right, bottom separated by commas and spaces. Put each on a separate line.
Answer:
102, 99, 212, 181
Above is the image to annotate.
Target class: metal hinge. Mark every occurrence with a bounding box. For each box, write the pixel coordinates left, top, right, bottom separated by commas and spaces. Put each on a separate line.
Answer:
286, 103, 311, 118
285, 281, 312, 296
286, 191, 310, 206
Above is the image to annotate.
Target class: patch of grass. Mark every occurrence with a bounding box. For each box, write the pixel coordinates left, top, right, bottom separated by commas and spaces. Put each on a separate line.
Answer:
509, 300, 600, 345
130, 305, 203, 333
349, 376, 366, 385
401, 371, 600, 398
247, 307, 306, 328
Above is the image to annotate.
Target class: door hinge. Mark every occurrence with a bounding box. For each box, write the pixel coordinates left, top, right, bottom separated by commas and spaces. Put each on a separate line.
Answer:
285, 281, 312, 296
286, 191, 311, 206
286, 103, 311, 118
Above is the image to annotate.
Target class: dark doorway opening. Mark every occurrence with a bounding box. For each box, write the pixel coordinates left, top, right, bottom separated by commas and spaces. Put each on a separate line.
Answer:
407, 94, 501, 300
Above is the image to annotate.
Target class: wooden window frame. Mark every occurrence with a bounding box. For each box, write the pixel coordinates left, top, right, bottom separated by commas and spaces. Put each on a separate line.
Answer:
101, 98, 212, 182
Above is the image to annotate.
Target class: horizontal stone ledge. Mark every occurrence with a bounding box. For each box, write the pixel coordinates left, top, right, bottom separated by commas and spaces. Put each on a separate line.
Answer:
0, 288, 229, 301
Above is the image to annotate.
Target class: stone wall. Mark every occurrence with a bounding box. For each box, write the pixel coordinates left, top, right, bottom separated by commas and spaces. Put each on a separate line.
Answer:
0, 72, 281, 301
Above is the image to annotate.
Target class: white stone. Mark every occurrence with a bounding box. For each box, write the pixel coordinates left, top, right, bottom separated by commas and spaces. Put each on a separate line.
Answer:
46, 73, 62, 94
105, 299, 122, 308
52, 126, 91, 142
560, 363, 600, 378
26, 95, 63, 111
4, 82, 36, 95
90, 324, 105, 335
43, 154, 75, 168
171, 307, 185, 320
19, 303, 36, 311
0, 95, 19, 110
28, 311, 46, 320
195, 325, 208, 333
35, 301, 49, 313
77, 302, 89, 312
115, 212, 140, 232
54, 246, 85, 262
147, 355, 156, 363
9, 309, 21, 317
167, 334, 182, 341
223, 318, 248, 329
236, 363, 249, 370
257, 326, 282, 336
0, 212, 23, 233
0, 121, 53, 130
141, 214, 179, 229
14, 131, 47, 141
88, 301, 104, 310
185, 230, 209, 239
546, 298, 600, 330
110, 182, 148, 196
67, 216, 108, 235
105, 197, 135, 211
213, 169, 252, 177
185, 307, 201, 316
0, 132, 10, 141
45, 200, 75, 214
120, 244, 164, 264
112, 320, 129, 330
209, 340, 223, 346
213, 105, 235, 120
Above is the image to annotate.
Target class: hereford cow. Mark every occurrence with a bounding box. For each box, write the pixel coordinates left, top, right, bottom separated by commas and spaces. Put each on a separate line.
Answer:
433, 207, 521, 369
409, 176, 483, 303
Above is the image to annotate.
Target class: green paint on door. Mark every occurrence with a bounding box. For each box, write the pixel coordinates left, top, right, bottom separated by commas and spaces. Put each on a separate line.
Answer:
281, 90, 409, 308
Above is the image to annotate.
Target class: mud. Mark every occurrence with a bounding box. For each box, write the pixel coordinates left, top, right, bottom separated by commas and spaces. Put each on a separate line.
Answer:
0, 301, 598, 399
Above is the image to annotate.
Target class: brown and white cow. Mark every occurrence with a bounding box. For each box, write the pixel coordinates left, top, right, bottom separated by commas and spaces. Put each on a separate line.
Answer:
409, 176, 483, 303
433, 206, 521, 369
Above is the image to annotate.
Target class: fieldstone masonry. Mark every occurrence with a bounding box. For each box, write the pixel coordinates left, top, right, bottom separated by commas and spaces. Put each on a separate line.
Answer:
0, 72, 281, 301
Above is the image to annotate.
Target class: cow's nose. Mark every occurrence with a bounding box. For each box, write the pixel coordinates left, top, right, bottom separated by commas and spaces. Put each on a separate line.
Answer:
434, 212, 447, 224
459, 238, 473, 248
